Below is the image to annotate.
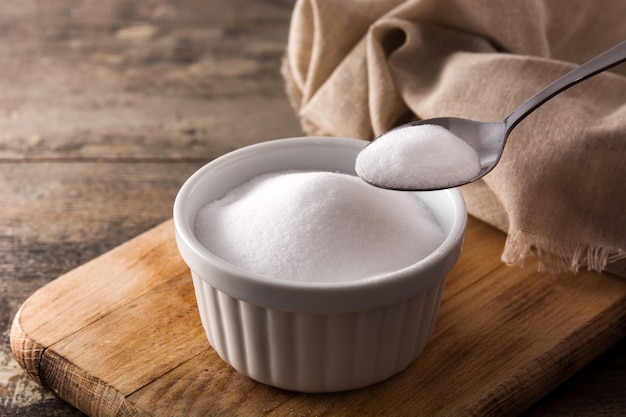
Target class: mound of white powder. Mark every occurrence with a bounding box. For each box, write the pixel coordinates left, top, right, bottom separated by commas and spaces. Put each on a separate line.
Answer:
355, 124, 481, 190
195, 171, 445, 282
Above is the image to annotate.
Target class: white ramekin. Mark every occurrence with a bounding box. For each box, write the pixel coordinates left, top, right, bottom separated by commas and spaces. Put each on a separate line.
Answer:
173, 137, 467, 392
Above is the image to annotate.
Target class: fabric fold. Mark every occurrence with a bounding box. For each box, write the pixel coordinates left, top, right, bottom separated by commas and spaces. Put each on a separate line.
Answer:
282, 0, 626, 275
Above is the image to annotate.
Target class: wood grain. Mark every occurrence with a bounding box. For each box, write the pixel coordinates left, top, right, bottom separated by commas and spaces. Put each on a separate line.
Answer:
10, 217, 626, 417
0, 0, 303, 161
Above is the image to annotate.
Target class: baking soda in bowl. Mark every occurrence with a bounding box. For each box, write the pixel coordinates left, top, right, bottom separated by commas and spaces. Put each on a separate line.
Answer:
194, 170, 445, 282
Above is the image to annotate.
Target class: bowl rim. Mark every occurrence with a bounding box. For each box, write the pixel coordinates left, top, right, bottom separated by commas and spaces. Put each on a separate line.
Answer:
173, 136, 467, 313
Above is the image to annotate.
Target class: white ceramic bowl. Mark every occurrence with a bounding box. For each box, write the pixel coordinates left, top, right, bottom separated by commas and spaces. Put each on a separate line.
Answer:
173, 137, 467, 392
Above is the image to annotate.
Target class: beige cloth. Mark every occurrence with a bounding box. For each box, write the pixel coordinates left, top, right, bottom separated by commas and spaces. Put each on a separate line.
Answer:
282, 0, 626, 274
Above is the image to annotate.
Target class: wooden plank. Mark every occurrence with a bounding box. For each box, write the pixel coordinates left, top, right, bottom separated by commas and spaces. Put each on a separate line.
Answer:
0, 162, 204, 242
0, 0, 302, 161
17, 221, 185, 349
10, 217, 626, 416
46, 269, 205, 396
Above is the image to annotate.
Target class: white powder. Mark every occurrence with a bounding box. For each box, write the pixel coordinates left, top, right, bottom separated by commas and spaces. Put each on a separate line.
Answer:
355, 124, 481, 190
195, 171, 445, 282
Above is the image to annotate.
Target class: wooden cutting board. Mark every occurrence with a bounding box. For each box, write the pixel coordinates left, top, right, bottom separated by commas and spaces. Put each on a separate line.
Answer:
10, 217, 626, 417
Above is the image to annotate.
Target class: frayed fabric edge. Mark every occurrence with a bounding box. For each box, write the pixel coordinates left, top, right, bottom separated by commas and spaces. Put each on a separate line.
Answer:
502, 230, 626, 274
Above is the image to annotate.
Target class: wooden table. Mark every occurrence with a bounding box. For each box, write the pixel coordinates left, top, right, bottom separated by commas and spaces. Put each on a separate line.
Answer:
0, 1, 624, 416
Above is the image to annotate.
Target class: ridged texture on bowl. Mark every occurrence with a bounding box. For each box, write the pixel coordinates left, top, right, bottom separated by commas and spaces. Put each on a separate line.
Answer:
191, 272, 446, 392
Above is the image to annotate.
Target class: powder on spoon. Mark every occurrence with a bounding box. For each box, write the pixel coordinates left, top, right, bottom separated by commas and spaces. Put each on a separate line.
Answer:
195, 171, 445, 282
355, 124, 481, 190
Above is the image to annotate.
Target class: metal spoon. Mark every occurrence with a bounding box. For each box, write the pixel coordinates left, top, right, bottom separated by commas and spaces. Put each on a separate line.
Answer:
357, 39, 626, 191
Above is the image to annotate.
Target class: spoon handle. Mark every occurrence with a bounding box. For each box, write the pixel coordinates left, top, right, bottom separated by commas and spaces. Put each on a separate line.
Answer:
504, 39, 626, 132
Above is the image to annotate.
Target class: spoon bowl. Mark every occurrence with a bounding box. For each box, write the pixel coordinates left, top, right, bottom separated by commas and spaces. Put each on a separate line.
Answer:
398, 117, 507, 187
357, 39, 626, 191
